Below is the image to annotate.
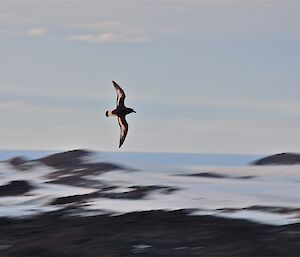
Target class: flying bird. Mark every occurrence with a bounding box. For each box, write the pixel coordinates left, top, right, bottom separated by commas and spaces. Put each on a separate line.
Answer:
106, 81, 136, 148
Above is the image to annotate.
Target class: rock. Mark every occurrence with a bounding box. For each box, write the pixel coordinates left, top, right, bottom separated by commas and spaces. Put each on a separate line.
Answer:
0, 181, 33, 197
38, 149, 92, 169
8, 157, 33, 171
9, 157, 28, 167
252, 153, 300, 165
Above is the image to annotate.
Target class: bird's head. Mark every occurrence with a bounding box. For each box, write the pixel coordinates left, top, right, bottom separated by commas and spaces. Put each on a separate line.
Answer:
129, 108, 136, 114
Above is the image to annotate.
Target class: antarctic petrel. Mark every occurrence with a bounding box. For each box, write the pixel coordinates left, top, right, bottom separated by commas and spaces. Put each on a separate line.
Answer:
106, 81, 136, 148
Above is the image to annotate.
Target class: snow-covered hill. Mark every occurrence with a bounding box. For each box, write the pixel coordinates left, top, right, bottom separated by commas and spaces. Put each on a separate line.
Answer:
0, 149, 299, 225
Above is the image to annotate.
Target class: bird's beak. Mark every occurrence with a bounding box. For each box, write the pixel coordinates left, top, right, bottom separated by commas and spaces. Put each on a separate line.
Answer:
133, 110, 136, 113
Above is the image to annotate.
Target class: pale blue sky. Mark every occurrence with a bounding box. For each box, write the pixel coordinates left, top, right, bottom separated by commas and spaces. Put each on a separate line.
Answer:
0, 1, 300, 154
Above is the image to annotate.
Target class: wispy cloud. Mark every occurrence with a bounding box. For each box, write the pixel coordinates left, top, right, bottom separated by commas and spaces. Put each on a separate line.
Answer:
66, 20, 178, 44
66, 20, 152, 43
0, 28, 47, 39
27, 27, 47, 37
67, 32, 151, 43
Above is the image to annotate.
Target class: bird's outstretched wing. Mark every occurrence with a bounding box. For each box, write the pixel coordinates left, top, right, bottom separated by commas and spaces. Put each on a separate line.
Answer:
112, 81, 126, 107
118, 116, 128, 148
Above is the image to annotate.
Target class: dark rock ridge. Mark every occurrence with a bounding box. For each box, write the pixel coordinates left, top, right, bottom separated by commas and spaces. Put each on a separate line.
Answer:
8, 157, 35, 171
9, 157, 28, 167
188, 172, 227, 178
37, 150, 127, 190
38, 149, 125, 176
50, 185, 180, 205
180, 172, 255, 180
252, 153, 300, 165
0, 181, 33, 197
218, 205, 300, 215
38, 149, 92, 169
6, 149, 126, 188
0, 210, 300, 257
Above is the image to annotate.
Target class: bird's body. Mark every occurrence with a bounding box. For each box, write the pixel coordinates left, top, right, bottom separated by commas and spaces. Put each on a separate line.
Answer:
106, 106, 133, 117
106, 81, 136, 148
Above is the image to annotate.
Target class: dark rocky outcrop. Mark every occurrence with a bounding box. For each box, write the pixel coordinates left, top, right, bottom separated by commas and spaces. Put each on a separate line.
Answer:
9, 157, 28, 167
252, 153, 300, 165
37, 149, 124, 178
0, 181, 33, 196
180, 172, 255, 180
50, 185, 180, 205
8, 157, 34, 171
38, 149, 93, 169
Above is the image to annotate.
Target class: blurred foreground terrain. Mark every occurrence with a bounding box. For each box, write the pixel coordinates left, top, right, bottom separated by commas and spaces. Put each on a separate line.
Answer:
0, 149, 300, 257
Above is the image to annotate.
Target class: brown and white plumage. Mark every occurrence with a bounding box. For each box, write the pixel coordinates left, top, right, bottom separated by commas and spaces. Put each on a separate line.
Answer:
113, 81, 126, 107
106, 81, 136, 148
118, 116, 128, 148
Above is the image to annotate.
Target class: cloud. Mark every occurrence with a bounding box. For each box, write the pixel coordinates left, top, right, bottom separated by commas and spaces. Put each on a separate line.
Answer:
66, 20, 152, 43
0, 28, 47, 39
66, 19, 178, 44
2, 2, 300, 43
66, 32, 152, 43
27, 27, 47, 37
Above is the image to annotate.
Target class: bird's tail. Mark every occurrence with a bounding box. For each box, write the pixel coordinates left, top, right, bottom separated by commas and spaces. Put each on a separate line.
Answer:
105, 111, 113, 117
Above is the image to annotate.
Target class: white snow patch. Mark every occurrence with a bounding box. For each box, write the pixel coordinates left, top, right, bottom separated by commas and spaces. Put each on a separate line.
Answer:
211, 210, 298, 226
